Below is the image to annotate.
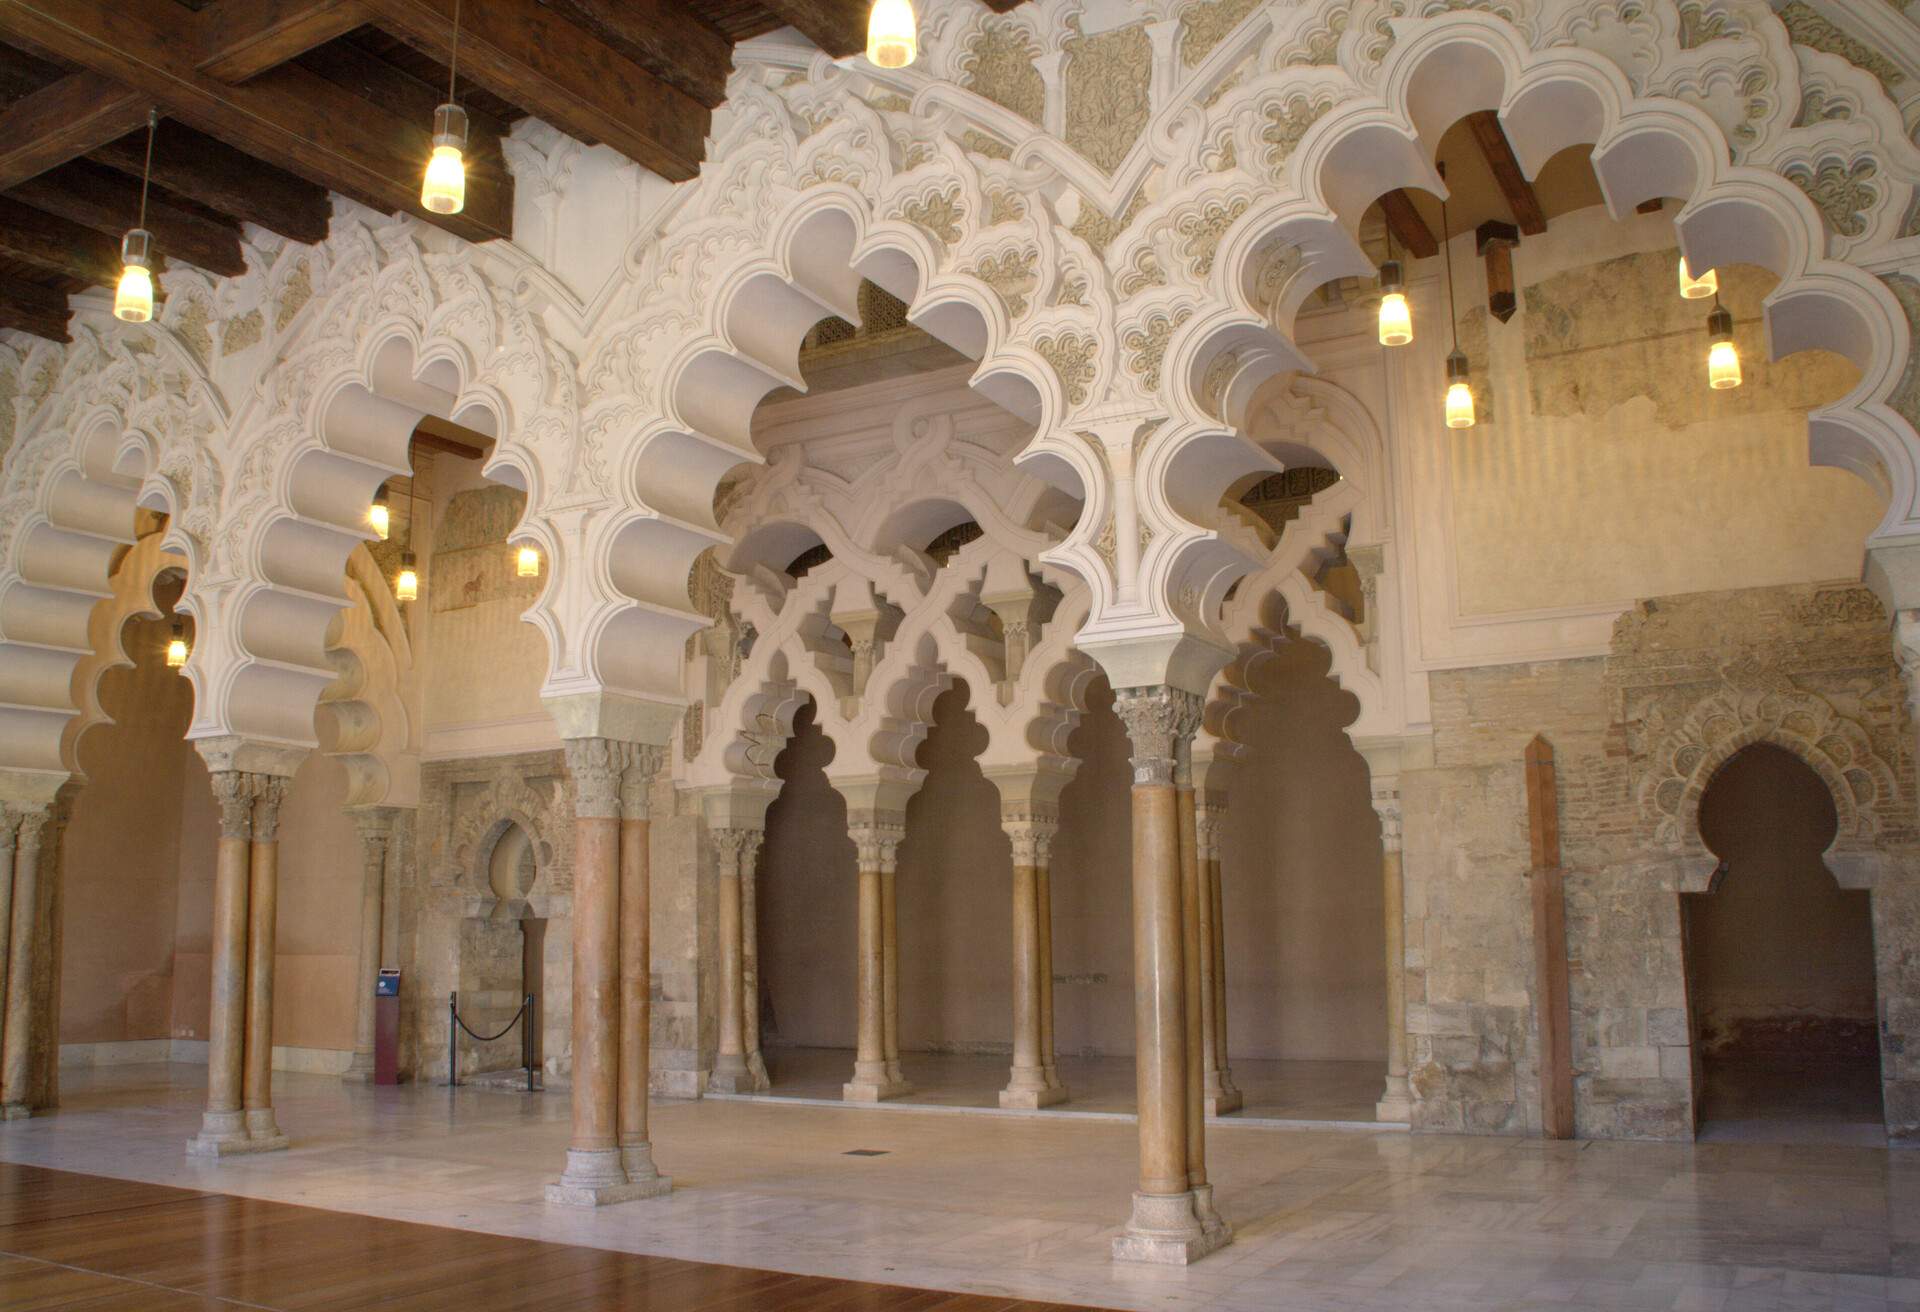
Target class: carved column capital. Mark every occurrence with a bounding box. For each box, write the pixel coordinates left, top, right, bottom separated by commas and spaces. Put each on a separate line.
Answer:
848, 815, 906, 873
711, 827, 764, 880
5, 802, 48, 857
564, 737, 631, 819
1112, 685, 1203, 787
252, 776, 290, 843
1370, 778, 1403, 854
620, 745, 667, 820
1001, 809, 1058, 868
1193, 803, 1225, 861
210, 771, 259, 841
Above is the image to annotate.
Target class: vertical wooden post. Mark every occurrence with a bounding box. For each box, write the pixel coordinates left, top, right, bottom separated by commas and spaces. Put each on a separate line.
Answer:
1524, 734, 1574, 1140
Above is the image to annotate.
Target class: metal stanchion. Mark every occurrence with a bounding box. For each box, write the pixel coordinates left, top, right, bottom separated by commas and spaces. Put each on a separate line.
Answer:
445, 990, 540, 1092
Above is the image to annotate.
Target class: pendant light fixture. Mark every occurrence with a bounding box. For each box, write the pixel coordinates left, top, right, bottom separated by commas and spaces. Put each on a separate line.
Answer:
369, 486, 391, 541
867, 0, 917, 68
395, 551, 420, 603
1377, 227, 1412, 347
1706, 295, 1741, 389
165, 619, 189, 669
115, 109, 160, 323
516, 545, 541, 578
1678, 254, 1717, 300
1438, 164, 1475, 429
421, 0, 468, 215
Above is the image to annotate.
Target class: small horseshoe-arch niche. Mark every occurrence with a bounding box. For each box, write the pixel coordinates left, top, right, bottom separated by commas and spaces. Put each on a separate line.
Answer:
458, 814, 554, 1083
476, 814, 549, 913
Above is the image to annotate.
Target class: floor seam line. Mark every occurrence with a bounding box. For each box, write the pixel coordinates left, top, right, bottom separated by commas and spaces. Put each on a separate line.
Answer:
0, 1247, 283, 1311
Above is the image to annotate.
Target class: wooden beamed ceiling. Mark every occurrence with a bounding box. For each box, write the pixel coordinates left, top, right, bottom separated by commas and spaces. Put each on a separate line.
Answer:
0, 0, 1031, 344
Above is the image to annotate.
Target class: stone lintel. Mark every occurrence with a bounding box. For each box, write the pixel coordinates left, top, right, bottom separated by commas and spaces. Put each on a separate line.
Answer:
541, 691, 682, 748
190, 735, 310, 779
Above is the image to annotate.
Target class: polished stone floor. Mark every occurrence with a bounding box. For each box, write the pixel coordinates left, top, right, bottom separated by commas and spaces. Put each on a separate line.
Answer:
2, 1063, 1916, 1311
723, 1046, 1393, 1127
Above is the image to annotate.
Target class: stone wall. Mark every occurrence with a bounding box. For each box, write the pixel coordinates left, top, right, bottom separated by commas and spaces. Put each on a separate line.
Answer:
1403, 582, 1919, 1141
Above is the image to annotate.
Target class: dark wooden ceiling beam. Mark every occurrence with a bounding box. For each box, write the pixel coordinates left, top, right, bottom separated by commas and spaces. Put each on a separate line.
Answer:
753, 0, 870, 60
90, 122, 333, 245
541, 0, 736, 108
8, 159, 246, 277
411, 414, 492, 460
0, 0, 513, 243
363, 0, 708, 182
0, 194, 135, 287
196, 0, 375, 82
0, 74, 148, 193
1466, 110, 1546, 236
0, 278, 72, 342
1379, 188, 1438, 259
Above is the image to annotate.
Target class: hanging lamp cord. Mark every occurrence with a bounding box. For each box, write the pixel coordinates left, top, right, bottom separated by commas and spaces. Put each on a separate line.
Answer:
137, 108, 157, 231
447, 0, 462, 105
1439, 162, 1459, 351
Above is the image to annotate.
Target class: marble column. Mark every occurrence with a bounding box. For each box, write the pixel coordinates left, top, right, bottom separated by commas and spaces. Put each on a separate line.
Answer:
343, 812, 392, 1083
1175, 748, 1224, 1234
1193, 797, 1241, 1114
549, 737, 669, 1206
844, 818, 910, 1101
708, 827, 765, 1094
1037, 859, 1060, 1091
1372, 781, 1413, 1123
1111, 686, 1229, 1265
188, 772, 259, 1155
617, 749, 670, 1191
0, 807, 46, 1119
240, 779, 290, 1150
740, 844, 768, 1089
1000, 812, 1065, 1109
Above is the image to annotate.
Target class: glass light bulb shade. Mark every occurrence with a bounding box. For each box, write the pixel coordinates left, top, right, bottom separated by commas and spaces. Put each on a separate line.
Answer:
867, 0, 916, 67
165, 636, 188, 669
1708, 337, 1742, 389
516, 545, 541, 578
368, 501, 390, 541
1377, 291, 1412, 346
422, 144, 466, 215
1445, 380, 1476, 428
115, 262, 153, 323
1678, 255, 1718, 300
395, 566, 419, 603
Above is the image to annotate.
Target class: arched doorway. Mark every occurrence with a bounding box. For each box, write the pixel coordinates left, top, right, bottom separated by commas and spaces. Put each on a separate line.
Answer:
1682, 743, 1883, 1142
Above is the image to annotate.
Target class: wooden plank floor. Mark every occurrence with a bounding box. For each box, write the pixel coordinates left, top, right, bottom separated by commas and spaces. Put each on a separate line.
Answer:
0, 1163, 1112, 1311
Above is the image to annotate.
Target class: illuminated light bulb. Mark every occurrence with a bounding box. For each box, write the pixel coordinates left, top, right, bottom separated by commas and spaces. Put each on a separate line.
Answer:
421, 105, 468, 215
369, 490, 390, 542
1707, 303, 1741, 390
1678, 254, 1717, 300
115, 229, 154, 323
395, 551, 419, 603
1377, 259, 1411, 346
867, 0, 916, 68
516, 545, 541, 578
165, 620, 188, 669
1444, 349, 1476, 428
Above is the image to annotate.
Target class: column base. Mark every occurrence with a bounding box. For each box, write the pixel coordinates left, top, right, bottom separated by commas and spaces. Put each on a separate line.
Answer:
1111, 1191, 1231, 1265
1192, 1182, 1233, 1244
187, 1129, 288, 1157
745, 1050, 770, 1091
708, 1053, 756, 1095
1375, 1073, 1413, 1123
884, 1059, 908, 1086
1206, 1072, 1243, 1116
999, 1068, 1068, 1109
340, 1050, 376, 1084
620, 1141, 674, 1197
546, 1147, 672, 1207
1, 1103, 33, 1121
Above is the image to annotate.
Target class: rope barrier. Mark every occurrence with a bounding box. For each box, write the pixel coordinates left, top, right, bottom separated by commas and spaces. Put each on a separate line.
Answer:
446, 991, 540, 1092
453, 996, 530, 1044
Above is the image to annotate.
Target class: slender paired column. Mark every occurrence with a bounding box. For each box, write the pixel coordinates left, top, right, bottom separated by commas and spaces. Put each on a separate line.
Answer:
1193, 796, 1240, 1114
740, 845, 767, 1089
549, 738, 670, 1207
1173, 748, 1222, 1232
344, 813, 392, 1082
1371, 779, 1413, 1122
1000, 812, 1066, 1109
0, 808, 47, 1119
708, 827, 766, 1093
240, 780, 290, 1150
188, 772, 259, 1155
844, 818, 910, 1101
618, 750, 669, 1187
1111, 686, 1230, 1265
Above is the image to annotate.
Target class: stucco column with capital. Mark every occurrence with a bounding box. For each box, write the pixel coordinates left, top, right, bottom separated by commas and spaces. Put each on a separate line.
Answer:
708, 827, 764, 1094
549, 737, 668, 1206
188, 772, 258, 1155
617, 749, 670, 1192
0, 808, 45, 1118
1373, 782, 1413, 1123
240, 778, 290, 1150
845, 820, 910, 1101
343, 813, 391, 1083
1110, 686, 1229, 1265
1001, 814, 1066, 1109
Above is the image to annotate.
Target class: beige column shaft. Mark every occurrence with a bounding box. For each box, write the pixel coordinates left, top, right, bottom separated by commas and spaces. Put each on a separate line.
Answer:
616, 748, 668, 1191
0, 814, 43, 1112
1194, 813, 1220, 1096
741, 858, 765, 1086
881, 866, 902, 1082
1010, 862, 1042, 1074
1374, 788, 1411, 1121
1210, 853, 1233, 1091
192, 773, 254, 1149
242, 779, 287, 1145
1175, 780, 1206, 1190
855, 865, 884, 1074
1037, 862, 1058, 1085
348, 824, 387, 1077
0, 826, 14, 1079
1132, 776, 1187, 1197
714, 844, 746, 1074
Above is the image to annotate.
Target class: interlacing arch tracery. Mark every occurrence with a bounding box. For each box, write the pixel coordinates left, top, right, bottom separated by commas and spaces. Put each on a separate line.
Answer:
0, 0, 1917, 780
